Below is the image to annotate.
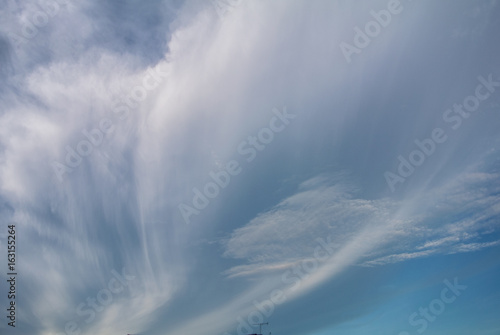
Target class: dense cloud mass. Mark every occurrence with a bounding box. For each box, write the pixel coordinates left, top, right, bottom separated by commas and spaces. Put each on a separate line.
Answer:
0, 1, 500, 335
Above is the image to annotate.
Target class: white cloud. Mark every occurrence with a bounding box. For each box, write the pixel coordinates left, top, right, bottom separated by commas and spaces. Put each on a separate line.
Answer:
0, 1, 499, 335
224, 155, 500, 282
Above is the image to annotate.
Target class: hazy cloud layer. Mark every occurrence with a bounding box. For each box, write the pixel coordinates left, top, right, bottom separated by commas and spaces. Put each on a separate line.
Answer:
0, 1, 499, 335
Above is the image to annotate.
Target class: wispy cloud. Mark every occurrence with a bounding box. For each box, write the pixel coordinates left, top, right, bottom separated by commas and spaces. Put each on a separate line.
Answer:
0, 1, 499, 335
223, 150, 500, 280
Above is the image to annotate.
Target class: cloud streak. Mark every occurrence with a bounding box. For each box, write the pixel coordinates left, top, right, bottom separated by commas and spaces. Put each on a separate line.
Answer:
0, 1, 499, 335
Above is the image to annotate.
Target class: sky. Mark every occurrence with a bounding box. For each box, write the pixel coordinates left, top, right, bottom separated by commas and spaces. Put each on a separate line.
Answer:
0, 0, 500, 335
